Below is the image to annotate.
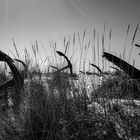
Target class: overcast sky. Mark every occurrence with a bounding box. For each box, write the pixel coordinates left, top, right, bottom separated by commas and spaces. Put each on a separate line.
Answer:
0, 0, 140, 70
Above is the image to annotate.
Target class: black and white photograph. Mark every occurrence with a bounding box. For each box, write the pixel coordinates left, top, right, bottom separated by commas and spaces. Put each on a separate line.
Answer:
0, 0, 140, 139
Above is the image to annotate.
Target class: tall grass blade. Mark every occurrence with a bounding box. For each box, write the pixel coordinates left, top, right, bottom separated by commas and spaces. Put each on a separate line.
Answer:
49, 41, 54, 63
93, 29, 96, 64
97, 33, 100, 68
131, 23, 139, 46
64, 36, 66, 48
78, 32, 81, 48
109, 28, 112, 52
129, 23, 139, 62
9, 49, 16, 58
73, 33, 75, 48
102, 35, 105, 71
82, 30, 86, 48
123, 24, 130, 60
12, 38, 19, 58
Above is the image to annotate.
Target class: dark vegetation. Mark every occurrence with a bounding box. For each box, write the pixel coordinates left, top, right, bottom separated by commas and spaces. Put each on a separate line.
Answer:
0, 25, 140, 139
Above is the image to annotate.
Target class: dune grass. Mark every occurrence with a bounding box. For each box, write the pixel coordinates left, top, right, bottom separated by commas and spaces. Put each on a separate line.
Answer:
0, 26, 140, 139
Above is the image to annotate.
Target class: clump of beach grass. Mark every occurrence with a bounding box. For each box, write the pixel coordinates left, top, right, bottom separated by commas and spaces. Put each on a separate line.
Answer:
0, 25, 140, 139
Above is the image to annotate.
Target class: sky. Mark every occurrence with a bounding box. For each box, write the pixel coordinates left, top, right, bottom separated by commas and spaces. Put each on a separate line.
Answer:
0, 0, 140, 71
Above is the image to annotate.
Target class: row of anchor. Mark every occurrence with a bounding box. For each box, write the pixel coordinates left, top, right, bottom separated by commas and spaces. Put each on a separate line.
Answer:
0, 43, 140, 94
